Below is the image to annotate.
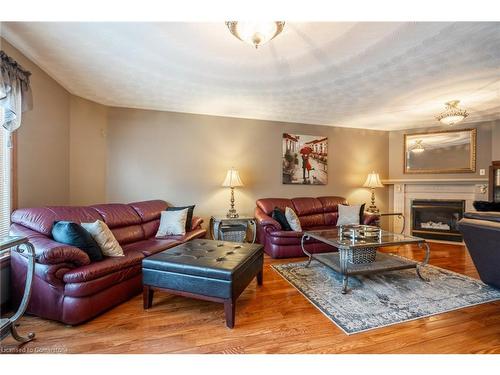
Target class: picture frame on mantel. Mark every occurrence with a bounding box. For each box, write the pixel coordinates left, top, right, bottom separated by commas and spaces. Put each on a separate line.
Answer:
404, 128, 477, 174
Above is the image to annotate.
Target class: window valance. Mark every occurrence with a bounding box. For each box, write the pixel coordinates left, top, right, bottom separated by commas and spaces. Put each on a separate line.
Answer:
0, 50, 33, 133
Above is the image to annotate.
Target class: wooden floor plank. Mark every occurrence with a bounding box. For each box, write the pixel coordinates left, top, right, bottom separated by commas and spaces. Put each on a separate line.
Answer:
1, 242, 499, 354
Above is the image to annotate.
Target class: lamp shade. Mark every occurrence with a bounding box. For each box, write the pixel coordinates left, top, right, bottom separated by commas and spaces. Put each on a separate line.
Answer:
222, 168, 244, 187
363, 172, 383, 188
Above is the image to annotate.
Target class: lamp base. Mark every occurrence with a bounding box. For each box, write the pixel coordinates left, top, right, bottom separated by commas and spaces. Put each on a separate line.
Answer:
365, 206, 380, 214
226, 209, 239, 219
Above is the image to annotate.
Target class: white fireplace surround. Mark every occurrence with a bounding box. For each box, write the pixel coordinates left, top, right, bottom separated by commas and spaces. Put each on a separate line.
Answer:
383, 178, 489, 238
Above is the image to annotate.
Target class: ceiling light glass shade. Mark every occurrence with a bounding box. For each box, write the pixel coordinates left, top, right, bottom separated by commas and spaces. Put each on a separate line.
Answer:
226, 21, 285, 48
411, 140, 425, 153
363, 172, 384, 188
222, 168, 244, 187
436, 100, 469, 126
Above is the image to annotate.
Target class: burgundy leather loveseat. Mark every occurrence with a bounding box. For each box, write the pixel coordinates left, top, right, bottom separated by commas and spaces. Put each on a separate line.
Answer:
9, 200, 206, 325
255, 196, 378, 258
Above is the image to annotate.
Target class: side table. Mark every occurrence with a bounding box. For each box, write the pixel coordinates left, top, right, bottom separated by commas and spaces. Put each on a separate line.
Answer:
0, 236, 36, 344
209, 216, 257, 244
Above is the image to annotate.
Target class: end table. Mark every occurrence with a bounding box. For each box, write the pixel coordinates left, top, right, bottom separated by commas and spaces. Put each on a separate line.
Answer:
0, 236, 36, 344
209, 216, 257, 244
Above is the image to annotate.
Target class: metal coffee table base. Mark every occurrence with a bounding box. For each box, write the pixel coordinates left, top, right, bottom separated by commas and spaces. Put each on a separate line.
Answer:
301, 235, 430, 294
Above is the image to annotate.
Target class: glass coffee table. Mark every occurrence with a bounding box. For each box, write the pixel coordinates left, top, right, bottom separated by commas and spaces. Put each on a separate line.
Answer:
301, 226, 430, 294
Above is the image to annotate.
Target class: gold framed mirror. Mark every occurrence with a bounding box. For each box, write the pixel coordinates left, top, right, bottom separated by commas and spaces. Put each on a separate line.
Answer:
404, 128, 476, 174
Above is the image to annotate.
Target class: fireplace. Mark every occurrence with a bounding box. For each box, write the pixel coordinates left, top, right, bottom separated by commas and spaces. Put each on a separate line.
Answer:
411, 199, 465, 242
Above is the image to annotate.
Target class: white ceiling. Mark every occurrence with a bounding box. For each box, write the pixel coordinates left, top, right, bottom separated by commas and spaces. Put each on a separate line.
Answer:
2, 22, 500, 130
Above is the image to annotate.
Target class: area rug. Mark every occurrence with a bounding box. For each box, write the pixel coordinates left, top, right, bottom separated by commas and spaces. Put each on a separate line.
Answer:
272, 257, 500, 335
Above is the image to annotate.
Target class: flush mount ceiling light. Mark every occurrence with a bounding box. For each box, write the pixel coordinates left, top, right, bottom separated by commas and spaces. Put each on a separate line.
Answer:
225, 21, 285, 48
436, 100, 469, 126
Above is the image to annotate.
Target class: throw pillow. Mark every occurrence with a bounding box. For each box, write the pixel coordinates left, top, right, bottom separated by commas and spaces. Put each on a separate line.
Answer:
81, 220, 124, 257
166, 205, 195, 231
52, 221, 103, 262
359, 203, 366, 224
272, 207, 292, 231
337, 204, 362, 226
156, 208, 189, 237
285, 207, 302, 232
473, 201, 500, 212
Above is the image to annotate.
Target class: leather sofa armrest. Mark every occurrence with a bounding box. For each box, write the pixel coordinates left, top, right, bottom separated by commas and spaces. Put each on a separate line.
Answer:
191, 216, 203, 229
363, 212, 379, 226
463, 211, 500, 223
9, 226, 90, 267
30, 237, 91, 267
459, 217, 500, 230
268, 230, 303, 238
255, 207, 281, 231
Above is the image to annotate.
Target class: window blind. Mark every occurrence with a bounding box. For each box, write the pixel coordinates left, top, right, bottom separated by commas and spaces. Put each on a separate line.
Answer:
0, 130, 11, 238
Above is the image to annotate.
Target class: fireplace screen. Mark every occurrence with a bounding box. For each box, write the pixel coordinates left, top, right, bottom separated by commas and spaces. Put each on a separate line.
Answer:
411, 200, 465, 242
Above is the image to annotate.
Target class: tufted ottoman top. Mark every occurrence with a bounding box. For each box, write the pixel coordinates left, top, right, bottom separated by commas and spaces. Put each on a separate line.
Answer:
142, 239, 263, 281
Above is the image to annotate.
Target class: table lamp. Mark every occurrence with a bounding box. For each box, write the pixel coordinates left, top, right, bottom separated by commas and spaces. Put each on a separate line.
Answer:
222, 168, 244, 218
363, 171, 384, 213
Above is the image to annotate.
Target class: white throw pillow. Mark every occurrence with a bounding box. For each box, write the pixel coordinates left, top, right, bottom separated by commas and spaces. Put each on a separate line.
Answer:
337, 204, 361, 226
156, 209, 188, 237
285, 207, 302, 232
81, 220, 124, 257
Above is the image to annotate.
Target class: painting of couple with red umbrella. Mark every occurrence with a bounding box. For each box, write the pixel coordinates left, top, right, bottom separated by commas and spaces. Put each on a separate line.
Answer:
282, 133, 328, 185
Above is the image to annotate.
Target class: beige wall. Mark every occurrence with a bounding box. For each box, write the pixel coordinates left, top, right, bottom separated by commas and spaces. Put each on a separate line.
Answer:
106, 108, 389, 224
69, 96, 108, 205
1, 38, 71, 207
388, 121, 493, 180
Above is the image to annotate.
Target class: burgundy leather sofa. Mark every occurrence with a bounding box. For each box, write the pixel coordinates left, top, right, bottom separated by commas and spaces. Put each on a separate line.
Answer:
9, 200, 206, 325
255, 196, 378, 258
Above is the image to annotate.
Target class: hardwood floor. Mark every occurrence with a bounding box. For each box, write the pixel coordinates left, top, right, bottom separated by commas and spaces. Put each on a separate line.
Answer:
1, 242, 500, 354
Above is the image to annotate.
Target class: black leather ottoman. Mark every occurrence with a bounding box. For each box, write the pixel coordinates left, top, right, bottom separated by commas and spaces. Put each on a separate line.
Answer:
142, 239, 264, 328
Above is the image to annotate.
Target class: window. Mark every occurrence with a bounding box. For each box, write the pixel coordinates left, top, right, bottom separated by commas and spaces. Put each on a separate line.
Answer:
0, 130, 12, 238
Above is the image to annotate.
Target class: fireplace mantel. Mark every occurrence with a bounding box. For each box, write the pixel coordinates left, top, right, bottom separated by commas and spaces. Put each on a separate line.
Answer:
383, 178, 488, 185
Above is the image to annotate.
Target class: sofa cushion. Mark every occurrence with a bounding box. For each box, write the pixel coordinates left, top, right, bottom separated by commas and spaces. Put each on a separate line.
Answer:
81, 220, 124, 257
256, 198, 293, 215
317, 196, 347, 213
52, 221, 103, 262
123, 238, 181, 257
91, 204, 142, 228
271, 207, 291, 231
129, 200, 168, 222
156, 209, 189, 237
285, 207, 302, 231
11, 206, 102, 236
167, 205, 195, 231
110, 225, 145, 244
62, 251, 144, 284
337, 204, 362, 226
291, 197, 324, 216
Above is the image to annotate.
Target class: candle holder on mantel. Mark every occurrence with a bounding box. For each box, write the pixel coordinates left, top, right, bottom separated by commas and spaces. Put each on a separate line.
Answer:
222, 168, 244, 218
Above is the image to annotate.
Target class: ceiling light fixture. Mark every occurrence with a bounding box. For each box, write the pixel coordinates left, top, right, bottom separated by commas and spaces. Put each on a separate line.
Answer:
225, 21, 285, 49
411, 140, 425, 153
436, 100, 469, 126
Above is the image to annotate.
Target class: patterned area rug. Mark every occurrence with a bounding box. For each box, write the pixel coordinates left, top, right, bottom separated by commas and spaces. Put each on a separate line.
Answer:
272, 257, 500, 335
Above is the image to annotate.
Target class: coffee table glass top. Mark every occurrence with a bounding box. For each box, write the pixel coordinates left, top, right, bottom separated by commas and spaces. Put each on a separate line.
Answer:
304, 228, 424, 249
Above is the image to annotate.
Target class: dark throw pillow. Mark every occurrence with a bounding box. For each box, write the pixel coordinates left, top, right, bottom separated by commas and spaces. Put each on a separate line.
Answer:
272, 207, 292, 231
52, 221, 103, 262
473, 201, 500, 212
359, 203, 366, 224
167, 205, 195, 231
